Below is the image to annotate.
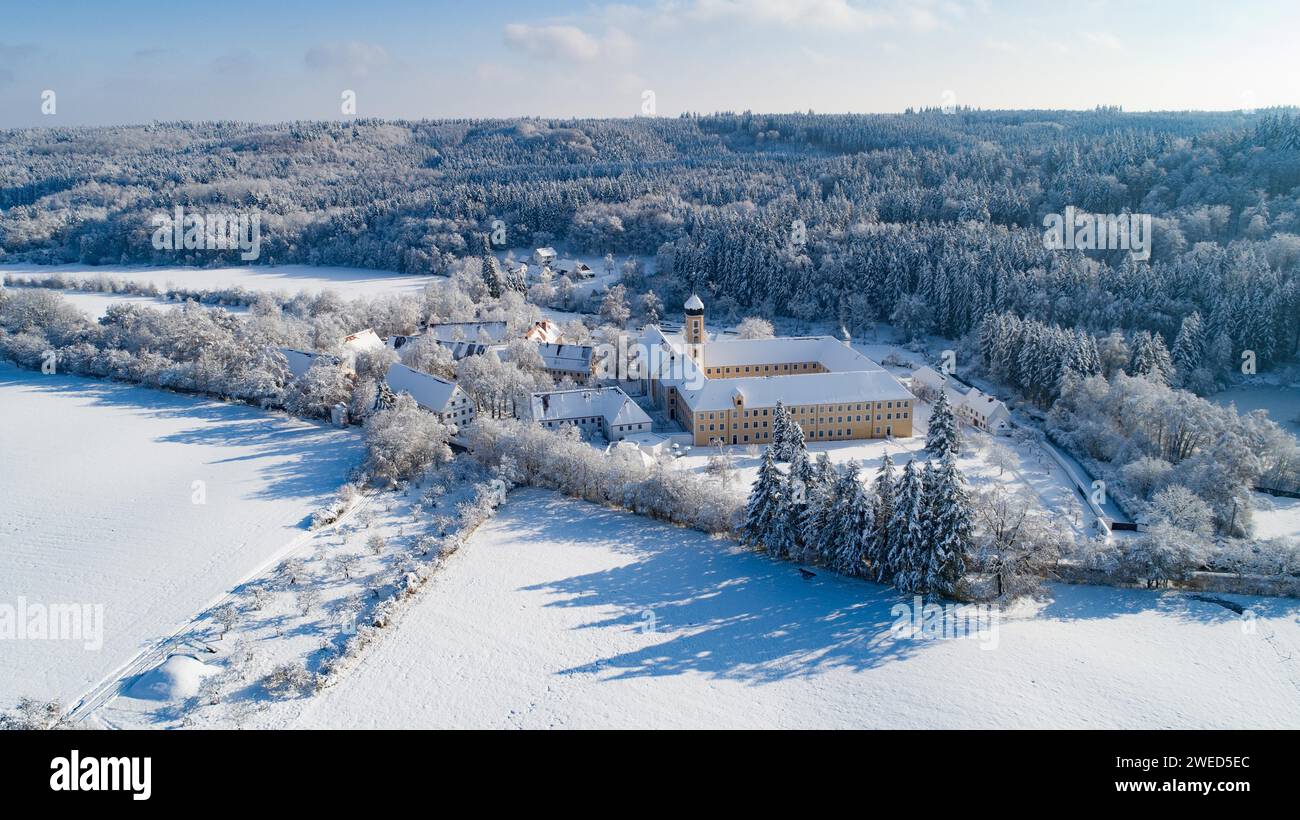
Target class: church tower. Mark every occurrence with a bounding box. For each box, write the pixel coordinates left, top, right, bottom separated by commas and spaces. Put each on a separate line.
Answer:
684, 293, 705, 367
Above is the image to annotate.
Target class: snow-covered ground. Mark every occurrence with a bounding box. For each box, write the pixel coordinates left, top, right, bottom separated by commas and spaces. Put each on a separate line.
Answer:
1212, 382, 1300, 437
1252, 494, 1300, 542
672, 400, 1096, 539
284, 490, 1300, 729
50, 290, 250, 319
2, 263, 437, 300
0, 364, 363, 709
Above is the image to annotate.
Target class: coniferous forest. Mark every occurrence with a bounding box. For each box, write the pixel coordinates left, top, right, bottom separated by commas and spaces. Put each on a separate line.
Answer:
3, 109, 1299, 394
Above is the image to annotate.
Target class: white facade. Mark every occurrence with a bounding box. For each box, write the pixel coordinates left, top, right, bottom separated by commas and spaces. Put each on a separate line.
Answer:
530, 387, 652, 441
912, 365, 1012, 434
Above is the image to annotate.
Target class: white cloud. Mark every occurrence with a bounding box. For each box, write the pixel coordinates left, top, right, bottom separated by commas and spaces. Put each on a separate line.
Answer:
1081, 31, 1122, 51
504, 24, 604, 61
304, 41, 391, 76
686, 0, 894, 31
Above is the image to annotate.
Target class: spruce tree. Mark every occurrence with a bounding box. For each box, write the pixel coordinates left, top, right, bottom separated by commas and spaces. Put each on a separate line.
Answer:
479, 235, 504, 298
1171, 311, 1206, 382
741, 448, 783, 551
778, 442, 814, 558
869, 453, 896, 581
799, 453, 838, 563
925, 389, 960, 457
924, 452, 974, 598
770, 401, 790, 460
885, 459, 927, 591
830, 463, 874, 577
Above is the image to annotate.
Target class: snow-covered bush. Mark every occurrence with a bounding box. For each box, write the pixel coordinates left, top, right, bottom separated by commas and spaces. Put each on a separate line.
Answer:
0, 697, 66, 730
362, 393, 454, 485
262, 663, 315, 699
465, 419, 742, 534
284, 356, 353, 419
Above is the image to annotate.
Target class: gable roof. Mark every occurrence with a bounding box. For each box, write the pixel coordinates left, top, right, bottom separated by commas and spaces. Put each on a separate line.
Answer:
280, 347, 341, 380
702, 336, 881, 372
382, 362, 462, 413
678, 370, 915, 412
530, 387, 652, 427
426, 321, 509, 344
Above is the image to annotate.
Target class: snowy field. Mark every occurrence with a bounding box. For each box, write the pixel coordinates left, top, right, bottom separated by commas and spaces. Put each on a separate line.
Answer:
52, 290, 250, 319
285, 490, 1300, 729
1, 263, 437, 300
1253, 494, 1300, 542
1212, 382, 1300, 437
0, 364, 363, 708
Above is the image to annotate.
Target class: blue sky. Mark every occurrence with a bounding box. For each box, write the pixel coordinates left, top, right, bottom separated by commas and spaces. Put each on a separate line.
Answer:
1, 0, 1296, 125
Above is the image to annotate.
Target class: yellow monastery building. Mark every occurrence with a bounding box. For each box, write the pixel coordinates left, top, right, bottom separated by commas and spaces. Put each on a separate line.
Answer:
640, 295, 915, 446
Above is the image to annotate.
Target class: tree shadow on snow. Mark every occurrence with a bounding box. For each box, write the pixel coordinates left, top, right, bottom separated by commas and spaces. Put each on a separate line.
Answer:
505, 491, 927, 684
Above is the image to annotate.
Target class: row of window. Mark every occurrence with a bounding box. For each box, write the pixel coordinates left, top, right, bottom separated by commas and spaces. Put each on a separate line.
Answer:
706, 426, 895, 444
699, 400, 909, 421
707, 362, 824, 376
697, 411, 909, 432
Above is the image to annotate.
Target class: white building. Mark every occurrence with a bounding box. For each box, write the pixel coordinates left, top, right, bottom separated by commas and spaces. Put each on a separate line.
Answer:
911, 365, 1012, 435
533, 247, 557, 267
530, 387, 653, 442
382, 363, 476, 428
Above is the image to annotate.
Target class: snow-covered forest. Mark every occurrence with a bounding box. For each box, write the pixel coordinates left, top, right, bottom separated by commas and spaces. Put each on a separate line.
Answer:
3, 111, 1298, 387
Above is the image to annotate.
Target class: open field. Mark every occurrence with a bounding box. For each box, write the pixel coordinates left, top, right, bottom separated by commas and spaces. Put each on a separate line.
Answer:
285, 490, 1300, 729
2, 263, 437, 300
0, 364, 363, 708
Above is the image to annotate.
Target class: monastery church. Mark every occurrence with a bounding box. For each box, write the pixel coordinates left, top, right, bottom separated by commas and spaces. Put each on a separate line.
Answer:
641, 295, 916, 446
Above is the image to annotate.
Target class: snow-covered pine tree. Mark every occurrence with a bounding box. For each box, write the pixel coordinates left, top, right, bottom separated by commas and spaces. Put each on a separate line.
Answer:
740, 447, 783, 551
925, 388, 960, 457
371, 378, 397, 413
479, 235, 505, 298
784, 414, 806, 462
924, 452, 974, 597
885, 459, 927, 591
778, 437, 815, 558
1130, 330, 1174, 386
1171, 311, 1206, 382
799, 452, 838, 563
770, 400, 790, 460
869, 453, 896, 581
830, 462, 874, 577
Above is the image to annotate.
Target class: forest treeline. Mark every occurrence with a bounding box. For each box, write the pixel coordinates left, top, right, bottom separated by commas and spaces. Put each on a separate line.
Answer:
3, 109, 1299, 382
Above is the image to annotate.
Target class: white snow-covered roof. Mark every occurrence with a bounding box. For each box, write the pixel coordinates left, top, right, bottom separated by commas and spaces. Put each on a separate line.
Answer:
426, 321, 509, 344
702, 336, 881, 372
912, 365, 1010, 423
685, 293, 704, 311
343, 328, 385, 353
280, 347, 340, 380
605, 440, 656, 468
912, 365, 949, 390
530, 387, 652, 427
638, 325, 911, 412
678, 370, 914, 412
522, 319, 564, 344
383, 362, 463, 414
537, 343, 593, 373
